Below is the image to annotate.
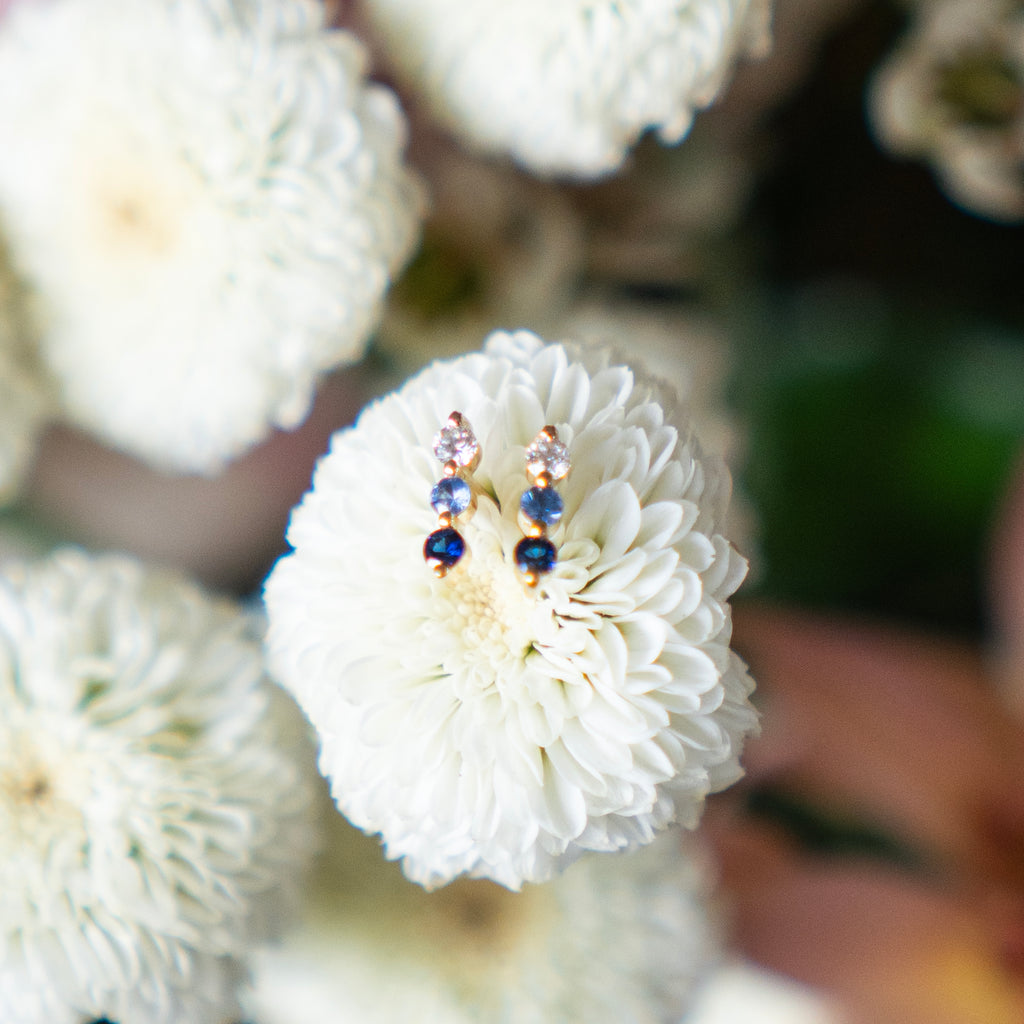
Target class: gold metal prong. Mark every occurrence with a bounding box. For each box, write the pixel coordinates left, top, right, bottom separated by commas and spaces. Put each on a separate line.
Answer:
540, 425, 557, 441
443, 460, 459, 477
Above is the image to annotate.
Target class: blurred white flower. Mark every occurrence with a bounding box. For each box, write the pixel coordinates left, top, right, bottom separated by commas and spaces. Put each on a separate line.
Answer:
361, 0, 772, 177
243, 805, 719, 1024
265, 330, 757, 889
0, 245, 50, 505
0, 0, 424, 473
688, 963, 844, 1024
870, 0, 1024, 222
0, 549, 318, 1024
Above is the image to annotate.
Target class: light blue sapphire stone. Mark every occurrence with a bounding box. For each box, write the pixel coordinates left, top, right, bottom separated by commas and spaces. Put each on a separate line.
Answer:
430, 476, 472, 517
520, 486, 563, 526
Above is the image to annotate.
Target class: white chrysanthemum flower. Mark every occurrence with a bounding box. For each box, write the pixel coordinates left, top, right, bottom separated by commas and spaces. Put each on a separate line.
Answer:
361, 0, 772, 177
870, 0, 1024, 222
0, 0, 424, 473
265, 329, 757, 889
0, 239, 51, 504
0, 549, 318, 1024
243, 805, 719, 1024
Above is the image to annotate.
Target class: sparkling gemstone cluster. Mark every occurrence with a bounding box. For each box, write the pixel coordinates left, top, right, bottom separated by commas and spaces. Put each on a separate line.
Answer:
424, 412, 479, 576
515, 426, 569, 586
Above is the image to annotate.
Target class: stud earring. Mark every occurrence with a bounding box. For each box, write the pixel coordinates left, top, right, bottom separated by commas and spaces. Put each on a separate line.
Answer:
424, 411, 480, 577
515, 425, 570, 586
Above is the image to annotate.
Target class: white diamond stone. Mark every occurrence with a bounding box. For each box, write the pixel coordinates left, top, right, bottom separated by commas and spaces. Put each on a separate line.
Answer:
433, 415, 479, 467
526, 433, 570, 480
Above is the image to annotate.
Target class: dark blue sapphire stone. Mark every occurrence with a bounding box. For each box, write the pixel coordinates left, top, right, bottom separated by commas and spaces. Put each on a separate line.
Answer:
514, 536, 557, 577
424, 527, 465, 568
430, 476, 472, 517
519, 485, 563, 526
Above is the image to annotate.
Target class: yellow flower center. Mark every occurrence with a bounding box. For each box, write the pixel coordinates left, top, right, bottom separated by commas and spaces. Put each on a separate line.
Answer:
437, 549, 537, 681
68, 111, 213, 296
0, 725, 89, 852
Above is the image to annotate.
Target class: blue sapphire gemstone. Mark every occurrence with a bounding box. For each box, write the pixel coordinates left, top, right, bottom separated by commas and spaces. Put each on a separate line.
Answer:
514, 536, 557, 577
424, 527, 465, 569
430, 476, 472, 517
519, 485, 563, 526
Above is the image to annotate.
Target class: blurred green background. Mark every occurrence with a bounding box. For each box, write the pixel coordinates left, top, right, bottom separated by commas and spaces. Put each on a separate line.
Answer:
729, 0, 1024, 637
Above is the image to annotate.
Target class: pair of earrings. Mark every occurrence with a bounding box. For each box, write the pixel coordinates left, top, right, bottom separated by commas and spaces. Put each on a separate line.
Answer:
423, 412, 570, 586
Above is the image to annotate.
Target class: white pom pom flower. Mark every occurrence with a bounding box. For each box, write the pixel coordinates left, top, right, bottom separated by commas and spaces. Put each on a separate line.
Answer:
870, 0, 1024, 222
0, 549, 318, 1024
361, 0, 772, 177
0, 0, 424, 473
265, 330, 757, 889
243, 808, 719, 1024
